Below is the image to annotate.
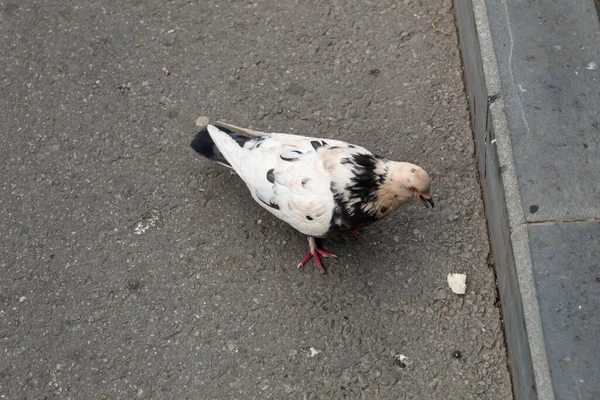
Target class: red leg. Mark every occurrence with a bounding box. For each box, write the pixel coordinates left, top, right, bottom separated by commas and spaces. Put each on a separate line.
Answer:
350, 230, 360, 239
296, 237, 337, 274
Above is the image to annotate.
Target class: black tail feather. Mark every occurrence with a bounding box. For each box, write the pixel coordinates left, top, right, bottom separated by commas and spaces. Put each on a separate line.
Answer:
190, 123, 251, 166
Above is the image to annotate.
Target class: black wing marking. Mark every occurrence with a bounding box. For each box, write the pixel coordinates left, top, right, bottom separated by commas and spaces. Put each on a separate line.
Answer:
266, 169, 275, 183
255, 190, 280, 210
245, 136, 266, 150
311, 140, 327, 150
280, 149, 303, 162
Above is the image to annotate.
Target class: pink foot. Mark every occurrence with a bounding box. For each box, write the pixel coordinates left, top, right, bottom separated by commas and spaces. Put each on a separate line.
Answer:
350, 230, 360, 239
297, 237, 337, 274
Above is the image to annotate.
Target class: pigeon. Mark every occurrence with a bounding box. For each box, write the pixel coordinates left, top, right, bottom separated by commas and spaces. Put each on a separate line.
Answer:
191, 121, 434, 273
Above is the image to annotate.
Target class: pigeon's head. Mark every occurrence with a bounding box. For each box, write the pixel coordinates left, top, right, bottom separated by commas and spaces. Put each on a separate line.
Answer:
388, 163, 434, 208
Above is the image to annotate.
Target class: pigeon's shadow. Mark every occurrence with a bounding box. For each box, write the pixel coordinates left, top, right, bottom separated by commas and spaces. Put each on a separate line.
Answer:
197, 162, 427, 286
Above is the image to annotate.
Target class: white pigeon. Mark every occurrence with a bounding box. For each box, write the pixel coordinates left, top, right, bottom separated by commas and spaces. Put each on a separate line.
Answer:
191, 121, 434, 273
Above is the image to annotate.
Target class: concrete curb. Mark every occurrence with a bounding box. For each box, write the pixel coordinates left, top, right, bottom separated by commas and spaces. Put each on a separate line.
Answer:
454, 1, 555, 398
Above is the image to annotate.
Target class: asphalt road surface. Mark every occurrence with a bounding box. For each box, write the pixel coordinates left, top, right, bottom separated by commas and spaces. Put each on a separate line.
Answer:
1, 1, 512, 399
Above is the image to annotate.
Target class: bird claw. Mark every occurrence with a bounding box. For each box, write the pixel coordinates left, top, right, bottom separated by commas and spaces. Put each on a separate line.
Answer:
297, 237, 337, 274
315, 249, 337, 258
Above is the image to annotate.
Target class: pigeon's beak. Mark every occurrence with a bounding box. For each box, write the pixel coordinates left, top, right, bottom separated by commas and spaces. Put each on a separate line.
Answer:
420, 195, 435, 208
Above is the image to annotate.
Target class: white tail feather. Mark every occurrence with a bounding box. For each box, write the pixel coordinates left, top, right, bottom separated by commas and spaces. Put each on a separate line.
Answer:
207, 125, 246, 173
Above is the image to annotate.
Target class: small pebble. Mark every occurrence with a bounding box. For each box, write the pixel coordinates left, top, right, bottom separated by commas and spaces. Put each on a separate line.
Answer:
195, 116, 210, 127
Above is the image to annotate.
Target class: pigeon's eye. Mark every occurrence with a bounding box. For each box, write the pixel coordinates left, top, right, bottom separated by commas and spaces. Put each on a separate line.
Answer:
409, 186, 417, 192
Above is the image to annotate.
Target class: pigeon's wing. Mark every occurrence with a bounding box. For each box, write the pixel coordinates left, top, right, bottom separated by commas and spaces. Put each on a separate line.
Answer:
206, 125, 370, 237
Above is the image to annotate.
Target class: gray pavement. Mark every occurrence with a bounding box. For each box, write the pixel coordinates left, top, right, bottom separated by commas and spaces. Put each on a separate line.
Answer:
0, 1, 511, 399
455, 0, 600, 399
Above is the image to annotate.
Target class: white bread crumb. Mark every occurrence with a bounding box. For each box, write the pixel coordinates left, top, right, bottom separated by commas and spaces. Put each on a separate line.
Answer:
447, 273, 467, 294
